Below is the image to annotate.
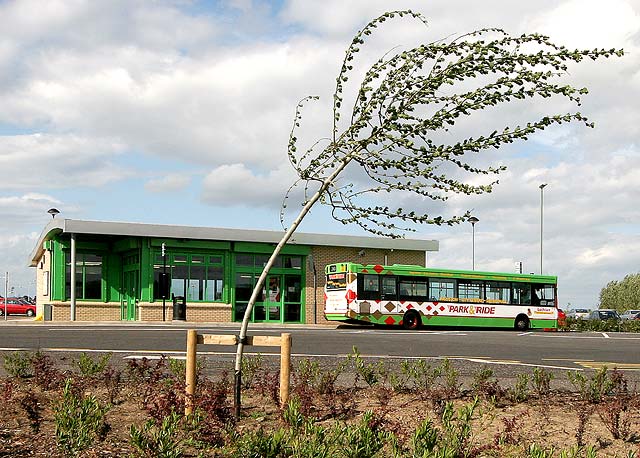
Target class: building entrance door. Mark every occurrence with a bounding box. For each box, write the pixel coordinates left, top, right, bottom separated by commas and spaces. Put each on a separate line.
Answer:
121, 269, 138, 321
254, 275, 282, 322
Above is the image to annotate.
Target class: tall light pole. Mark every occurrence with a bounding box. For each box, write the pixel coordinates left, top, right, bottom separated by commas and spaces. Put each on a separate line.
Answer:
468, 216, 479, 271
539, 183, 547, 274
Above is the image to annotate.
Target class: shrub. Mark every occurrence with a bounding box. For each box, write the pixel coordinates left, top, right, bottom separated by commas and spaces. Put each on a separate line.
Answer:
54, 379, 111, 456
349, 346, 386, 388
241, 353, 264, 389
509, 373, 530, 403
31, 351, 66, 390
130, 411, 185, 458
532, 367, 554, 397
3, 351, 32, 378
438, 358, 462, 399
74, 352, 112, 378
568, 367, 615, 403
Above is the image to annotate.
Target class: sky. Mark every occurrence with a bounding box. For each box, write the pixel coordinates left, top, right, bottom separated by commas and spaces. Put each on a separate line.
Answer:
1, 0, 639, 309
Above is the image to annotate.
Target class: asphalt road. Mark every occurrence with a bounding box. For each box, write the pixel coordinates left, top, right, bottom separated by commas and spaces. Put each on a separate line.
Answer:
1, 321, 639, 377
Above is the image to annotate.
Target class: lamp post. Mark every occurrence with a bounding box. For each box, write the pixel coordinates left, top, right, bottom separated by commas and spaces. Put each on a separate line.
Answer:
539, 184, 547, 275
468, 216, 479, 271
47, 208, 60, 219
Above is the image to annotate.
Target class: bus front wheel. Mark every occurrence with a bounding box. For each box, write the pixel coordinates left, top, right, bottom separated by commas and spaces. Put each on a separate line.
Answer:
402, 310, 422, 330
514, 315, 529, 331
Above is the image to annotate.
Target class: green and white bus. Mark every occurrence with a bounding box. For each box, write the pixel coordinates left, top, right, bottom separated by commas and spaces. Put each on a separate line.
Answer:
324, 262, 559, 330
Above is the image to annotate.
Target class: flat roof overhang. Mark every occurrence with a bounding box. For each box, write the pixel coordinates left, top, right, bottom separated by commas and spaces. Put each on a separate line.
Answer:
29, 219, 439, 266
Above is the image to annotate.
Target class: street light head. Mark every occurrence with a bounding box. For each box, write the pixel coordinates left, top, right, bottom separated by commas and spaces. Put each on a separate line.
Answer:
468, 216, 479, 226
47, 208, 60, 219
539, 183, 547, 189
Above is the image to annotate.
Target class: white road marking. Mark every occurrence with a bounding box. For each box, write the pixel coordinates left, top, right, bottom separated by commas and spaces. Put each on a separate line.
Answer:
518, 332, 533, 336
602, 332, 610, 338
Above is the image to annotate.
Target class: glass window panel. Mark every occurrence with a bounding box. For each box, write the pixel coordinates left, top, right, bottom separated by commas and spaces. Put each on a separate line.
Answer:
209, 255, 223, 264
363, 275, 379, 292
271, 256, 283, 268
284, 275, 301, 303
84, 264, 102, 299
236, 254, 253, 267
191, 255, 204, 264
207, 266, 224, 301
285, 256, 302, 269
399, 279, 428, 300
533, 284, 555, 307
255, 255, 270, 268
171, 265, 188, 297
458, 281, 484, 300
513, 284, 531, 305
382, 277, 397, 296
173, 255, 187, 263
235, 274, 253, 302
189, 265, 205, 301
428, 279, 456, 301
234, 303, 247, 321
485, 281, 510, 304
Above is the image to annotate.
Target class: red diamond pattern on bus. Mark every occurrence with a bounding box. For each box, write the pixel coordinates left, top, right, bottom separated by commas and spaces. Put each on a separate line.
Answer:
346, 290, 357, 303
384, 316, 396, 325
439, 306, 445, 312
426, 305, 432, 311
406, 304, 414, 309
373, 264, 384, 274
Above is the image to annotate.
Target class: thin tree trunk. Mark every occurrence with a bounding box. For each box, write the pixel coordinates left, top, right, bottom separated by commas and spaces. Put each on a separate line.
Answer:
233, 158, 349, 417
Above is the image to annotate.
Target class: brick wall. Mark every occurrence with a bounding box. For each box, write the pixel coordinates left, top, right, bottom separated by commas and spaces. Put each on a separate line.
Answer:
306, 247, 425, 324
138, 302, 232, 322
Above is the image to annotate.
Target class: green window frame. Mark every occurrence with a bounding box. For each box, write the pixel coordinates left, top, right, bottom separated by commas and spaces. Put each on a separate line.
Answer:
152, 252, 225, 302
65, 253, 103, 300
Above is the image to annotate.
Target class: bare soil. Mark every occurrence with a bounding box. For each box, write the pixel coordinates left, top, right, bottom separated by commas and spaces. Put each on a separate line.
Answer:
1, 352, 639, 457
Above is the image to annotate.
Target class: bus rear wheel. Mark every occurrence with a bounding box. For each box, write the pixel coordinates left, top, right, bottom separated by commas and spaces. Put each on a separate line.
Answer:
514, 315, 529, 331
402, 310, 422, 330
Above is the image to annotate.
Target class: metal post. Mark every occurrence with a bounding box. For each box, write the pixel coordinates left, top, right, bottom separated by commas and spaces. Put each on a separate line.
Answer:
70, 233, 76, 321
468, 217, 479, 271
162, 243, 166, 322
539, 184, 547, 275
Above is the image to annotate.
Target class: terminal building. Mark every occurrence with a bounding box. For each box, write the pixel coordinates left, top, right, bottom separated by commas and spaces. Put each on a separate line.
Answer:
29, 219, 438, 324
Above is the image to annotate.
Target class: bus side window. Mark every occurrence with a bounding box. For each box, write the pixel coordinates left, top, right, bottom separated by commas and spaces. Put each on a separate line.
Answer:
512, 283, 531, 305
533, 284, 555, 307
382, 276, 397, 300
360, 274, 380, 301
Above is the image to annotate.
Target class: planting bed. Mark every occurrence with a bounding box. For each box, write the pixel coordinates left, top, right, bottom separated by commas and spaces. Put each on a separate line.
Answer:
0, 350, 639, 457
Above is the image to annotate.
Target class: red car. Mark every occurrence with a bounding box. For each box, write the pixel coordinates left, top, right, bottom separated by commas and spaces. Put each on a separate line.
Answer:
0, 298, 36, 317
557, 308, 567, 327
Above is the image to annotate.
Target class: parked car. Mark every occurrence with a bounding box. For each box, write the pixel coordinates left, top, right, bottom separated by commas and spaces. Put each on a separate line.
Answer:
557, 308, 567, 327
567, 308, 590, 319
620, 309, 640, 320
0, 297, 36, 317
586, 309, 620, 321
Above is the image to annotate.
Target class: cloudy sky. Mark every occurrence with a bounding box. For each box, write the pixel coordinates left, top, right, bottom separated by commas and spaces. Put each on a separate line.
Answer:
1, 0, 638, 309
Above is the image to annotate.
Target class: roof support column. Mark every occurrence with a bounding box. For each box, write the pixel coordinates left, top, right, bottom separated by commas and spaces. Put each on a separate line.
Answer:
70, 233, 76, 321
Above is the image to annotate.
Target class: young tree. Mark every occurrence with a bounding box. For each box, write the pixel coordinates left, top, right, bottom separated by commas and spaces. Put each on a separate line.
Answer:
232, 10, 623, 415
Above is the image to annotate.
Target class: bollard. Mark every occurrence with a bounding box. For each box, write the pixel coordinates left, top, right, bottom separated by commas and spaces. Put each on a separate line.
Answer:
185, 329, 198, 415
279, 333, 292, 408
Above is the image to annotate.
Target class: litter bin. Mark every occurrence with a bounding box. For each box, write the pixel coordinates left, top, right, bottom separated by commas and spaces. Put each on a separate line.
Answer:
172, 295, 186, 321
44, 304, 53, 321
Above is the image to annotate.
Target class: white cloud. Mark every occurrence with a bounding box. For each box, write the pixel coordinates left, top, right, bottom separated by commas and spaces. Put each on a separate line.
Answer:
201, 162, 298, 207
145, 173, 192, 193
0, 0, 637, 308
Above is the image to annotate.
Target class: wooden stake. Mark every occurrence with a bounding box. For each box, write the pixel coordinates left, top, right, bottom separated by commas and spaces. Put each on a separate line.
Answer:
185, 329, 198, 415
279, 333, 292, 408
